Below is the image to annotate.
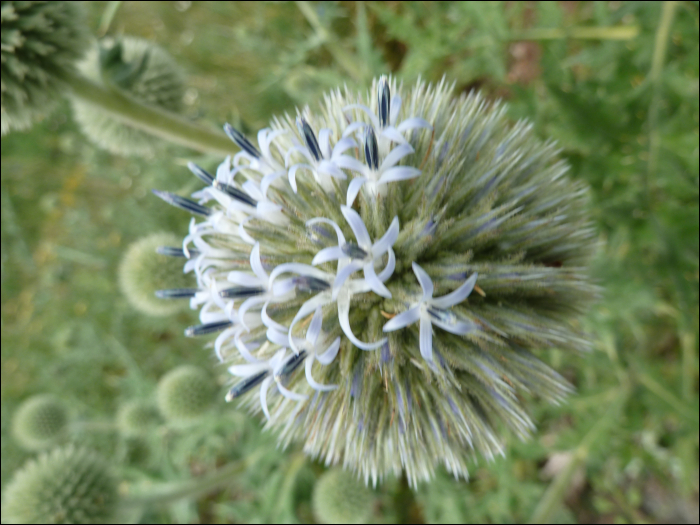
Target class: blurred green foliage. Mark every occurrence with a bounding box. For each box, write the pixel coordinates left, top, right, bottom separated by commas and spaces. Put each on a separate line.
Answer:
1, 1, 697, 523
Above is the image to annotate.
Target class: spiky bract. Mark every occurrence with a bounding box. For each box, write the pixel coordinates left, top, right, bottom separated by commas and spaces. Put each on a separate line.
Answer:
118, 233, 192, 316
11, 395, 68, 451
156, 365, 215, 422
72, 35, 185, 156
1, 446, 118, 524
1, 1, 89, 135
312, 468, 376, 524
154, 77, 598, 486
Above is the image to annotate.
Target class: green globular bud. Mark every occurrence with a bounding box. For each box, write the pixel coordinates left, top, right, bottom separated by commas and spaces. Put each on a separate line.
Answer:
312, 469, 376, 524
11, 395, 68, 451
0, 1, 90, 135
118, 232, 194, 316
1, 446, 119, 524
116, 400, 160, 437
72, 35, 185, 156
156, 365, 215, 422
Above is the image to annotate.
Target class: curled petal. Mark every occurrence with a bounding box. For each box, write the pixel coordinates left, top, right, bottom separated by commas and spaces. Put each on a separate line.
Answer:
420, 316, 433, 363
318, 160, 347, 180
346, 177, 367, 207
234, 331, 264, 363
390, 94, 402, 125
431, 315, 477, 335
332, 260, 364, 298
238, 296, 266, 331
262, 301, 289, 332
316, 336, 341, 365
331, 136, 357, 157
382, 306, 421, 331
306, 306, 323, 346
430, 273, 478, 309
363, 262, 391, 298
340, 205, 372, 248
306, 217, 346, 245
312, 246, 346, 266
319, 129, 333, 159
269, 263, 332, 287
266, 327, 290, 347
377, 166, 422, 185
371, 216, 400, 258
275, 380, 309, 401
380, 143, 414, 171
338, 292, 386, 350
379, 126, 407, 144
250, 243, 268, 282
228, 361, 269, 377
377, 247, 396, 282
334, 155, 369, 176
261, 170, 286, 197
305, 357, 338, 391
288, 163, 312, 193
238, 216, 257, 245
260, 376, 273, 419
411, 262, 434, 300
342, 103, 380, 130
284, 145, 313, 167
397, 117, 433, 133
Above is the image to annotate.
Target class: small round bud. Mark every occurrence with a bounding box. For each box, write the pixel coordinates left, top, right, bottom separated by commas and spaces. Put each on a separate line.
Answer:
120, 436, 152, 467
116, 400, 160, 437
12, 395, 68, 451
118, 232, 193, 316
1, 446, 119, 524
1, 1, 90, 135
312, 469, 375, 524
157, 365, 215, 422
72, 36, 185, 156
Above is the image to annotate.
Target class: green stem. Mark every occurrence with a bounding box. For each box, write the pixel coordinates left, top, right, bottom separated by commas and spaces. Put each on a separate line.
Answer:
122, 450, 263, 507
512, 25, 639, 41
58, 69, 234, 156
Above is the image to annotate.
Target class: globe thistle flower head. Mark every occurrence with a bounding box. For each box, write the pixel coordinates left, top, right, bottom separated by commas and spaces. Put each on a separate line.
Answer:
116, 399, 160, 437
156, 365, 216, 423
1, 1, 89, 135
11, 394, 68, 451
1, 446, 118, 524
153, 76, 598, 486
312, 468, 376, 524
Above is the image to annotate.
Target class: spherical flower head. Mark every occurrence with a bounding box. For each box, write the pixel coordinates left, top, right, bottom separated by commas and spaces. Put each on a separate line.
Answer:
1, 446, 119, 524
153, 77, 598, 486
11, 394, 68, 451
72, 35, 185, 156
312, 468, 376, 524
156, 365, 215, 422
116, 399, 160, 437
1, 1, 90, 135
119, 232, 193, 316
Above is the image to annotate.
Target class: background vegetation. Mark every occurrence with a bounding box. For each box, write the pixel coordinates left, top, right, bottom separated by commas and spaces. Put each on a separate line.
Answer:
1, 1, 698, 523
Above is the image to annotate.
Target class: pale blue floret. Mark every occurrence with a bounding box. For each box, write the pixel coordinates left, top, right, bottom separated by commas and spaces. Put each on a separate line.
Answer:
383, 262, 478, 363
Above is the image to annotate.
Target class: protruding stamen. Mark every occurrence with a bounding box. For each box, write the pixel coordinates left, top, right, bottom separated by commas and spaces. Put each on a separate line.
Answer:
293, 275, 331, 293
187, 162, 214, 186
342, 242, 368, 260
296, 116, 322, 162
363, 126, 379, 171
224, 123, 261, 158
152, 190, 211, 217
225, 371, 269, 402
184, 321, 233, 337
155, 288, 199, 299
275, 350, 308, 379
211, 180, 258, 207
307, 224, 334, 245
378, 76, 390, 128
220, 286, 266, 299
156, 246, 201, 258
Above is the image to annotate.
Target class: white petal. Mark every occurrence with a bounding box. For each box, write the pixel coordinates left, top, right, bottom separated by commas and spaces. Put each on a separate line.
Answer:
318, 160, 347, 180
382, 306, 420, 331
319, 129, 333, 159
305, 357, 338, 391
214, 327, 237, 362
250, 243, 268, 282
306, 306, 323, 346
389, 95, 402, 125
430, 273, 479, 309
266, 327, 290, 347
216, 156, 232, 182
284, 145, 313, 167
238, 296, 265, 331
289, 292, 333, 353
306, 217, 346, 244
342, 103, 380, 130
288, 164, 311, 193
271, 278, 295, 297
242, 180, 264, 202
420, 316, 433, 363
269, 262, 332, 285
431, 315, 477, 335
261, 301, 289, 332
338, 292, 386, 350
312, 246, 346, 266
397, 117, 432, 133
380, 143, 414, 171
346, 177, 367, 207
332, 260, 363, 298
377, 247, 396, 282
377, 166, 422, 184
333, 155, 369, 176
234, 331, 264, 363
260, 376, 273, 419
259, 129, 287, 160
227, 271, 258, 286
316, 336, 341, 365
238, 217, 257, 245
331, 136, 357, 157
261, 170, 286, 197
371, 216, 399, 257
340, 205, 371, 248
412, 262, 434, 300
363, 262, 391, 298
228, 361, 268, 377
275, 380, 308, 401
380, 126, 407, 144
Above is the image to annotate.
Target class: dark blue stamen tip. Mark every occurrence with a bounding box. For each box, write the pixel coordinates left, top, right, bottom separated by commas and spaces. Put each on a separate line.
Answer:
342, 242, 368, 260
293, 275, 331, 293
219, 286, 265, 299
224, 123, 261, 158
378, 76, 391, 128
225, 371, 269, 402
363, 126, 379, 171
187, 162, 214, 186
296, 117, 322, 162
184, 321, 233, 337
156, 246, 201, 258
211, 180, 258, 207
152, 190, 211, 217
275, 350, 307, 379
155, 288, 199, 299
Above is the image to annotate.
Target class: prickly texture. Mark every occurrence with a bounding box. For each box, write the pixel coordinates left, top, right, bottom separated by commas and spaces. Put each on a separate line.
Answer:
312, 468, 375, 524
1, 1, 89, 134
72, 35, 185, 156
11, 395, 68, 451
116, 400, 160, 437
156, 365, 215, 422
118, 233, 192, 316
1, 446, 118, 524
157, 78, 598, 486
